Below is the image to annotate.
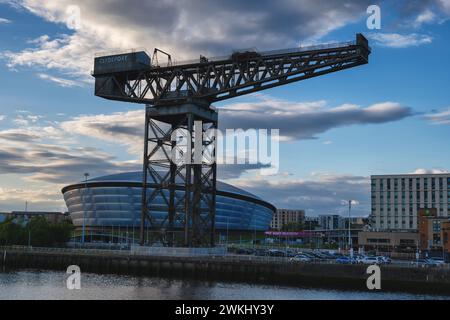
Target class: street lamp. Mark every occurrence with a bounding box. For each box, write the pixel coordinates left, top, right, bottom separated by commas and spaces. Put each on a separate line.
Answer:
82, 172, 89, 245
226, 217, 229, 247
348, 200, 352, 249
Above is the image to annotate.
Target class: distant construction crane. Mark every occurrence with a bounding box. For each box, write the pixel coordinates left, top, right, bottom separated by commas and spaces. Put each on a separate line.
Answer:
92, 33, 371, 248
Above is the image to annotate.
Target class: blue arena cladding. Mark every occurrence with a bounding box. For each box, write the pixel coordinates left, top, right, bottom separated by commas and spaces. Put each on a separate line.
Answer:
62, 172, 275, 232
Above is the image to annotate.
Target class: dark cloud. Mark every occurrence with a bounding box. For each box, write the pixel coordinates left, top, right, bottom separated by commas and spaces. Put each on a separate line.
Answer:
219, 99, 413, 140
218, 163, 271, 180
0, 139, 140, 184
235, 174, 370, 216
0, 131, 40, 142
2, 0, 374, 79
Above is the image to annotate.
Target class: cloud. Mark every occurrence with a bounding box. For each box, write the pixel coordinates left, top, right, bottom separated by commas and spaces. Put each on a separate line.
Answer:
410, 168, 449, 174
11, 113, 44, 127
413, 9, 437, 27
54, 97, 412, 173
2, 33, 97, 82
425, 107, 450, 124
219, 95, 413, 140
1, 0, 372, 82
440, 0, 450, 14
38, 73, 82, 88
0, 17, 11, 24
390, 0, 450, 27
368, 32, 433, 48
0, 122, 140, 184
231, 173, 370, 216
218, 164, 272, 180
60, 110, 145, 155
0, 186, 66, 212
0, 115, 5, 121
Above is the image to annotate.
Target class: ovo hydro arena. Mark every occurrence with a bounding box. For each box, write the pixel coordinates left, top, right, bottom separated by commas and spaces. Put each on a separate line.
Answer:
62, 172, 276, 243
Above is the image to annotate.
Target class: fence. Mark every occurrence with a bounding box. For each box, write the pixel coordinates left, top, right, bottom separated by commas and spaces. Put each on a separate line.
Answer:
2, 245, 449, 270
130, 245, 227, 257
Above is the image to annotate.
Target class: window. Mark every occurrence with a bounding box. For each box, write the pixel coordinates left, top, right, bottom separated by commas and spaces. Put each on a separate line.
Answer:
433, 220, 441, 233
368, 238, 390, 244
433, 234, 441, 245
400, 239, 415, 246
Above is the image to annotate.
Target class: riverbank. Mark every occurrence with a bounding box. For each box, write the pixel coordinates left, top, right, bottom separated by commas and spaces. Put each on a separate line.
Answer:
2, 246, 450, 295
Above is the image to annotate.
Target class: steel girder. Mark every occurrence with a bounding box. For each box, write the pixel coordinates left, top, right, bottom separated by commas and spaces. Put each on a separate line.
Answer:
93, 34, 370, 106
140, 105, 218, 247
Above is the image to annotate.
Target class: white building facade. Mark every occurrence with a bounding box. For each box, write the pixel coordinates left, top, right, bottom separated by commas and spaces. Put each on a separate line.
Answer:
371, 174, 450, 231
271, 209, 305, 230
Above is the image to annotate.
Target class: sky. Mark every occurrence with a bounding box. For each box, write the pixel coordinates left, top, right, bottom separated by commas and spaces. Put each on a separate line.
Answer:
0, 0, 449, 217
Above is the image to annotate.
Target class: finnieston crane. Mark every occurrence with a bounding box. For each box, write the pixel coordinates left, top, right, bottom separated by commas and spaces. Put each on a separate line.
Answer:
92, 33, 371, 248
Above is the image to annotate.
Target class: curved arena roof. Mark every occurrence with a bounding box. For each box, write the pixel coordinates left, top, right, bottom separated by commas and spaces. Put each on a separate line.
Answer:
62, 171, 275, 212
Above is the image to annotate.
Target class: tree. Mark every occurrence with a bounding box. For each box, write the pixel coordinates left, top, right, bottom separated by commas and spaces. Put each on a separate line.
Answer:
28, 216, 52, 247
0, 218, 26, 245
28, 216, 74, 247
50, 221, 74, 245
0, 216, 74, 247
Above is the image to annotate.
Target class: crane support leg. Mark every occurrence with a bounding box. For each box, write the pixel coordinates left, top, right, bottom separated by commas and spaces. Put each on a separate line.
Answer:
140, 103, 218, 248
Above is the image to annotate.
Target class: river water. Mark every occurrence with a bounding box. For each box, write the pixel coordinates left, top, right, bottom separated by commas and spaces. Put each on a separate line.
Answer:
0, 270, 449, 300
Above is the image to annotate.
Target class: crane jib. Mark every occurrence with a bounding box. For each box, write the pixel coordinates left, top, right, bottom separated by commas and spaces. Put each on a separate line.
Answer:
92, 33, 371, 105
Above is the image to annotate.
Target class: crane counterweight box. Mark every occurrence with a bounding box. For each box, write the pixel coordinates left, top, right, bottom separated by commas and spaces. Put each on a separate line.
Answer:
93, 51, 151, 75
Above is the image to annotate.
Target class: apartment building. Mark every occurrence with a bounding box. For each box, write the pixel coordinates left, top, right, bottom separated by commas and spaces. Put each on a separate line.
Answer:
371, 174, 450, 231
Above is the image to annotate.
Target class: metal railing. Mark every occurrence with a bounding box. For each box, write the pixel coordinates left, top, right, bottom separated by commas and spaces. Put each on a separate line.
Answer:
169, 41, 357, 67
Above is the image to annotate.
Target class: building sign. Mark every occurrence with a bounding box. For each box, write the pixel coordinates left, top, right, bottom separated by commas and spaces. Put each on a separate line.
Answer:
265, 231, 313, 237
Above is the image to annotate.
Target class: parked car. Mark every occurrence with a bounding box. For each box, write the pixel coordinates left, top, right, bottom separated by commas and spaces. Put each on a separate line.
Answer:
236, 248, 253, 255
313, 252, 329, 260
299, 252, 316, 259
427, 258, 445, 265
358, 256, 383, 265
285, 251, 297, 258
377, 256, 392, 264
254, 249, 268, 256
267, 249, 287, 257
336, 257, 354, 264
411, 259, 438, 267
290, 255, 313, 263
320, 252, 338, 260
354, 255, 367, 264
